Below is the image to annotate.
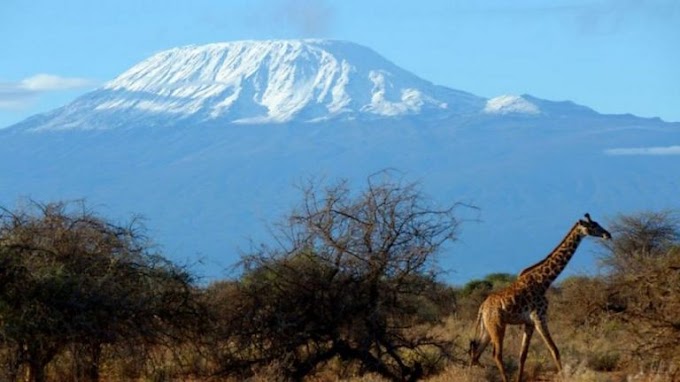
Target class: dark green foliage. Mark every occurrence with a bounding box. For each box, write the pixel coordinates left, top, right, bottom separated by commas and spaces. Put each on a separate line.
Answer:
460, 279, 493, 296
456, 273, 515, 320
0, 201, 199, 382
460, 272, 515, 296
482, 272, 516, 286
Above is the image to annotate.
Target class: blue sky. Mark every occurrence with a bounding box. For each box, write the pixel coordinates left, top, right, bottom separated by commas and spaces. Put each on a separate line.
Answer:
1, 0, 678, 128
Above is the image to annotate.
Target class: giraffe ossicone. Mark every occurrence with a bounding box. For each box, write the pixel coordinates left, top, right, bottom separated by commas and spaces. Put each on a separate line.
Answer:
469, 213, 611, 382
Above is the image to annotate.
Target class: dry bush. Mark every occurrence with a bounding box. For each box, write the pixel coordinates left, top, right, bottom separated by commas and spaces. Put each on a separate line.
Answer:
203, 174, 466, 381
600, 212, 680, 372
550, 276, 612, 328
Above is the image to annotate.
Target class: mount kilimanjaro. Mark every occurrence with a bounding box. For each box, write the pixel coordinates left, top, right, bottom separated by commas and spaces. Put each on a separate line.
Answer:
8, 39, 620, 131
2, 39, 679, 282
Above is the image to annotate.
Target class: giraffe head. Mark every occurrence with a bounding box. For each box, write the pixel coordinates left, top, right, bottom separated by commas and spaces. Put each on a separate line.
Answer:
577, 213, 611, 239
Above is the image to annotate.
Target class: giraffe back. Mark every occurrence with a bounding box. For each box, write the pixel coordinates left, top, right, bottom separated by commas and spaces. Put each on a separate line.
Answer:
481, 282, 548, 325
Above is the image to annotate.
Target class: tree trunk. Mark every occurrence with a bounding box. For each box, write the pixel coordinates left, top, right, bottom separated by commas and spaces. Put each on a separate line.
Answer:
73, 342, 103, 382
27, 361, 46, 382
25, 344, 57, 382
86, 343, 102, 382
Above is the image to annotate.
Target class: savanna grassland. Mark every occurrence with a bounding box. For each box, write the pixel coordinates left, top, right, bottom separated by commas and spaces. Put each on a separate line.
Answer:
0, 176, 678, 382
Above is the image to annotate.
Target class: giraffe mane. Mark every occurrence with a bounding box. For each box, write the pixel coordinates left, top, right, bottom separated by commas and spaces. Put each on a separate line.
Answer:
518, 258, 546, 277
518, 222, 580, 278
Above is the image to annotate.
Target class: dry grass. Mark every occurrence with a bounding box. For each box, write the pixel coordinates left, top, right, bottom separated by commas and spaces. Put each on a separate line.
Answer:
225, 313, 675, 382
17, 280, 679, 382
294, 364, 677, 382
381, 314, 675, 382
29, 316, 678, 382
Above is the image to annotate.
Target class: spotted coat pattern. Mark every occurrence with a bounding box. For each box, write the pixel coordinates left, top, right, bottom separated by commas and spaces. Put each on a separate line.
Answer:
468, 214, 611, 382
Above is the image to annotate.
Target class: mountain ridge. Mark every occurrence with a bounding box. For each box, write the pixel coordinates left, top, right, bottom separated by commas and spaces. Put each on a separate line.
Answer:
10, 38, 663, 132
10, 39, 489, 131
2, 39, 679, 283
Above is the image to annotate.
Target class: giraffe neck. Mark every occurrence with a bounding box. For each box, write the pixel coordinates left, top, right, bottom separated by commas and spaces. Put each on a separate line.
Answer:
518, 223, 585, 289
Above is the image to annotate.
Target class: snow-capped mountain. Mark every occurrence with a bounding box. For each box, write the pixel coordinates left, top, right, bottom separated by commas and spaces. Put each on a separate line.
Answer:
2, 39, 679, 284
484, 95, 540, 115
12, 40, 487, 131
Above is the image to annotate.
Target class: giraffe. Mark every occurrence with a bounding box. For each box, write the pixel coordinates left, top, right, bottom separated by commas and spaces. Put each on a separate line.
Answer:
469, 213, 611, 382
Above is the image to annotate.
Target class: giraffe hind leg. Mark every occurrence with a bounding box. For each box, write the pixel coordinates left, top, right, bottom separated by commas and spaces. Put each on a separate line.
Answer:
516, 323, 535, 382
469, 330, 490, 367
487, 322, 509, 382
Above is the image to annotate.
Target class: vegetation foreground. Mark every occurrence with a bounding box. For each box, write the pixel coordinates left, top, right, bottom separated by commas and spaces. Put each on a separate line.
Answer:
0, 175, 678, 381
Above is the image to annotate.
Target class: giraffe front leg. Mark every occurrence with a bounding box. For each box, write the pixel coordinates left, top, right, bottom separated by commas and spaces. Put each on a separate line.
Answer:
535, 318, 562, 373
516, 323, 534, 382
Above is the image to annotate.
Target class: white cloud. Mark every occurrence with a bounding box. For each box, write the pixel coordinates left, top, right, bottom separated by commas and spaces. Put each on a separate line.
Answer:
605, 146, 680, 156
0, 74, 95, 110
20, 74, 94, 91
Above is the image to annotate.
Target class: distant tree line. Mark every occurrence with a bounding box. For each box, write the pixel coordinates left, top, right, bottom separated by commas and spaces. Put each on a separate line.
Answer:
0, 176, 677, 381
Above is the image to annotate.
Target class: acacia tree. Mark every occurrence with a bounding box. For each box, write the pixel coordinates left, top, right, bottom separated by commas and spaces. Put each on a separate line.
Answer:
600, 211, 680, 370
0, 201, 198, 382
215, 174, 465, 381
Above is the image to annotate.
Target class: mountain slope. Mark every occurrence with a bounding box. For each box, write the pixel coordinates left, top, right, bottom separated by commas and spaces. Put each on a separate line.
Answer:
10, 40, 486, 131
2, 119, 679, 283
2, 39, 679, 284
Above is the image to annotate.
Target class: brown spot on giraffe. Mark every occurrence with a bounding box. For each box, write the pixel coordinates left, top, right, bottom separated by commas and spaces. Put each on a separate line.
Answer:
469, 213, 611, 382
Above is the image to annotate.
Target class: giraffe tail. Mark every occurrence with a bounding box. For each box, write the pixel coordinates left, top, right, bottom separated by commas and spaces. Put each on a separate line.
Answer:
469, 306, 485, 366
474, 305, 486, 340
